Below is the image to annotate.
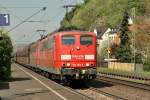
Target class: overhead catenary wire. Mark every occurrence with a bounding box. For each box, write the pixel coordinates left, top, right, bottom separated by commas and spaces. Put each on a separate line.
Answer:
13, 0, 79, 44
24, 9, 65, 38
0, 7, 43, 8
0, 4, 24, 21
8, 7, 47, 33
0, 4, 47, 22
17, 8, 65, 44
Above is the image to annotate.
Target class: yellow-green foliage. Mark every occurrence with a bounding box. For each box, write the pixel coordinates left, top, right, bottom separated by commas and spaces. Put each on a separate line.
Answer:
72, 0, 127, 29
61, 0, 150, 30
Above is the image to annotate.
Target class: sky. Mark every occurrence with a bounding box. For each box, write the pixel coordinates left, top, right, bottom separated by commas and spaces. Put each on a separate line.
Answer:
0, 0, 83, 45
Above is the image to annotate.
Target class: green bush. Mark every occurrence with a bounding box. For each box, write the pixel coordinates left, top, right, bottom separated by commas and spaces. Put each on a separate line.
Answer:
144, 58, 150, 72
0, 30, 13, 80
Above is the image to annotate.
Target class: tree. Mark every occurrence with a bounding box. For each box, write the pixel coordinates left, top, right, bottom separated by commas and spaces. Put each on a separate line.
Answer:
115, 10, 132, 63
84, 0, 90, 4
0, 29, 13, 80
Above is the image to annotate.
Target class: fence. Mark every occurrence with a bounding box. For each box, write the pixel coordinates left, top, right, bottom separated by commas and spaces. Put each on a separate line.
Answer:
108, 62, 143, 72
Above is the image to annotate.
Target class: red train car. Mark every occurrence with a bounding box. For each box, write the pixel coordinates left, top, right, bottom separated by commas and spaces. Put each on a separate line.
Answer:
14, 46, 29, 65
15, 30, 97, 81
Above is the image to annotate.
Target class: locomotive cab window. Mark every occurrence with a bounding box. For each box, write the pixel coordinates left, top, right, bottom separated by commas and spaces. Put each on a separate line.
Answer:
62, 35, 75, 45
80, 35, 93, 45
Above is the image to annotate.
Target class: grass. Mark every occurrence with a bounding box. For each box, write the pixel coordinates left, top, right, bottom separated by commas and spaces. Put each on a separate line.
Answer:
97, 67, 150, 78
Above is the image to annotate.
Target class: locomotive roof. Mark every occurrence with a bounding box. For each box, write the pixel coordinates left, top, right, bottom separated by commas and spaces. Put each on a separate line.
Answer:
14, 29, 95, 54
21, 30, 95, 50
31, 30, 94, 43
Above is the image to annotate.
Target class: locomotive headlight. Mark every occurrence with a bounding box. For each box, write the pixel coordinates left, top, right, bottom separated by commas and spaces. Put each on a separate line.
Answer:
82, 70, 86, 74
67, 63, 70, 66
86, 63, 90, 66
85, 55, 94, 60
61, 55, 71, 60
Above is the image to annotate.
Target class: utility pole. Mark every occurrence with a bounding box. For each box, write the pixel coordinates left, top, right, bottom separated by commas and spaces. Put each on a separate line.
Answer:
62, 5, 77, 13
62, 5, 77, 22
0, 29, 3, 40
0, 33, 2, 40
131, 7, 136, 68
107, 32, 110, 59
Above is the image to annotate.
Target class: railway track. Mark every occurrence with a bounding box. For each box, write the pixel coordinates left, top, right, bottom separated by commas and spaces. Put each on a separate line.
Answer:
72, 85, 127, 100
74, 75, 150, 100
66, 87, 95, 100
97, 74, 150, 91
68, 80, 126, 100
89, 87, 126, 100
83, 75, 150, 100
18, 63, 94, 100
18, 63, 150, 99
99, 72, 150, 81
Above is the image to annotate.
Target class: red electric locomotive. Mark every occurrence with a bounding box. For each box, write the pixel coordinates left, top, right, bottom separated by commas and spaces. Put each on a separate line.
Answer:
15, 30, 97, 81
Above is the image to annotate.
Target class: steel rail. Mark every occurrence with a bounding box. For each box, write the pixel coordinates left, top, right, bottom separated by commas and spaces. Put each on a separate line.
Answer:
66, 87, 95, 100
97, 75, 150, 91
99, 72, 150, 81
89, 87, 126, 100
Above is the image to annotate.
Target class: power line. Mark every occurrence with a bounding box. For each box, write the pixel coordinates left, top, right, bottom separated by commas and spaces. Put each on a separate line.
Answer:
15, 9, 63, 41
14, 6, 65, 43
14, 40, 31, 43
8, 7, 47, 33
23, 20, 50, 23
0, 4, 23, 21
0, 7, 43, 8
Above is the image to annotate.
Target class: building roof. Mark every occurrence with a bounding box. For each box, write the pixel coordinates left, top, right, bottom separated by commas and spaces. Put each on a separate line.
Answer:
96, 26, 108, 39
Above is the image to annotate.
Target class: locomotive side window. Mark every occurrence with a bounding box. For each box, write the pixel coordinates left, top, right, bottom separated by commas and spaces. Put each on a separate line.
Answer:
80, 35, 93, 45
41, 41, 46, 51
62, 35, 75, 45
40, 40, 48, 51
31, 45, 37, 52
48, 37, 55, 49
47, 40, 51, 49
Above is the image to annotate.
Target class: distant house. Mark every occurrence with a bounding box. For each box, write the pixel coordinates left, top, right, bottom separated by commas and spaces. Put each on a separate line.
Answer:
108, 29, 120, 46
96, 17, 134, 60
95, 27, 120, 61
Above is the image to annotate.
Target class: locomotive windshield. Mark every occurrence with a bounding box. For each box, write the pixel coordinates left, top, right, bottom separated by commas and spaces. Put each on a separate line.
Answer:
62, 35, 75, 45
80, 35, 93, 45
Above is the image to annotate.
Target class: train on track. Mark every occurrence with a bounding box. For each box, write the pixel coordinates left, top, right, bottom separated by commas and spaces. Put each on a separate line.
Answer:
13, 30, 97, 82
